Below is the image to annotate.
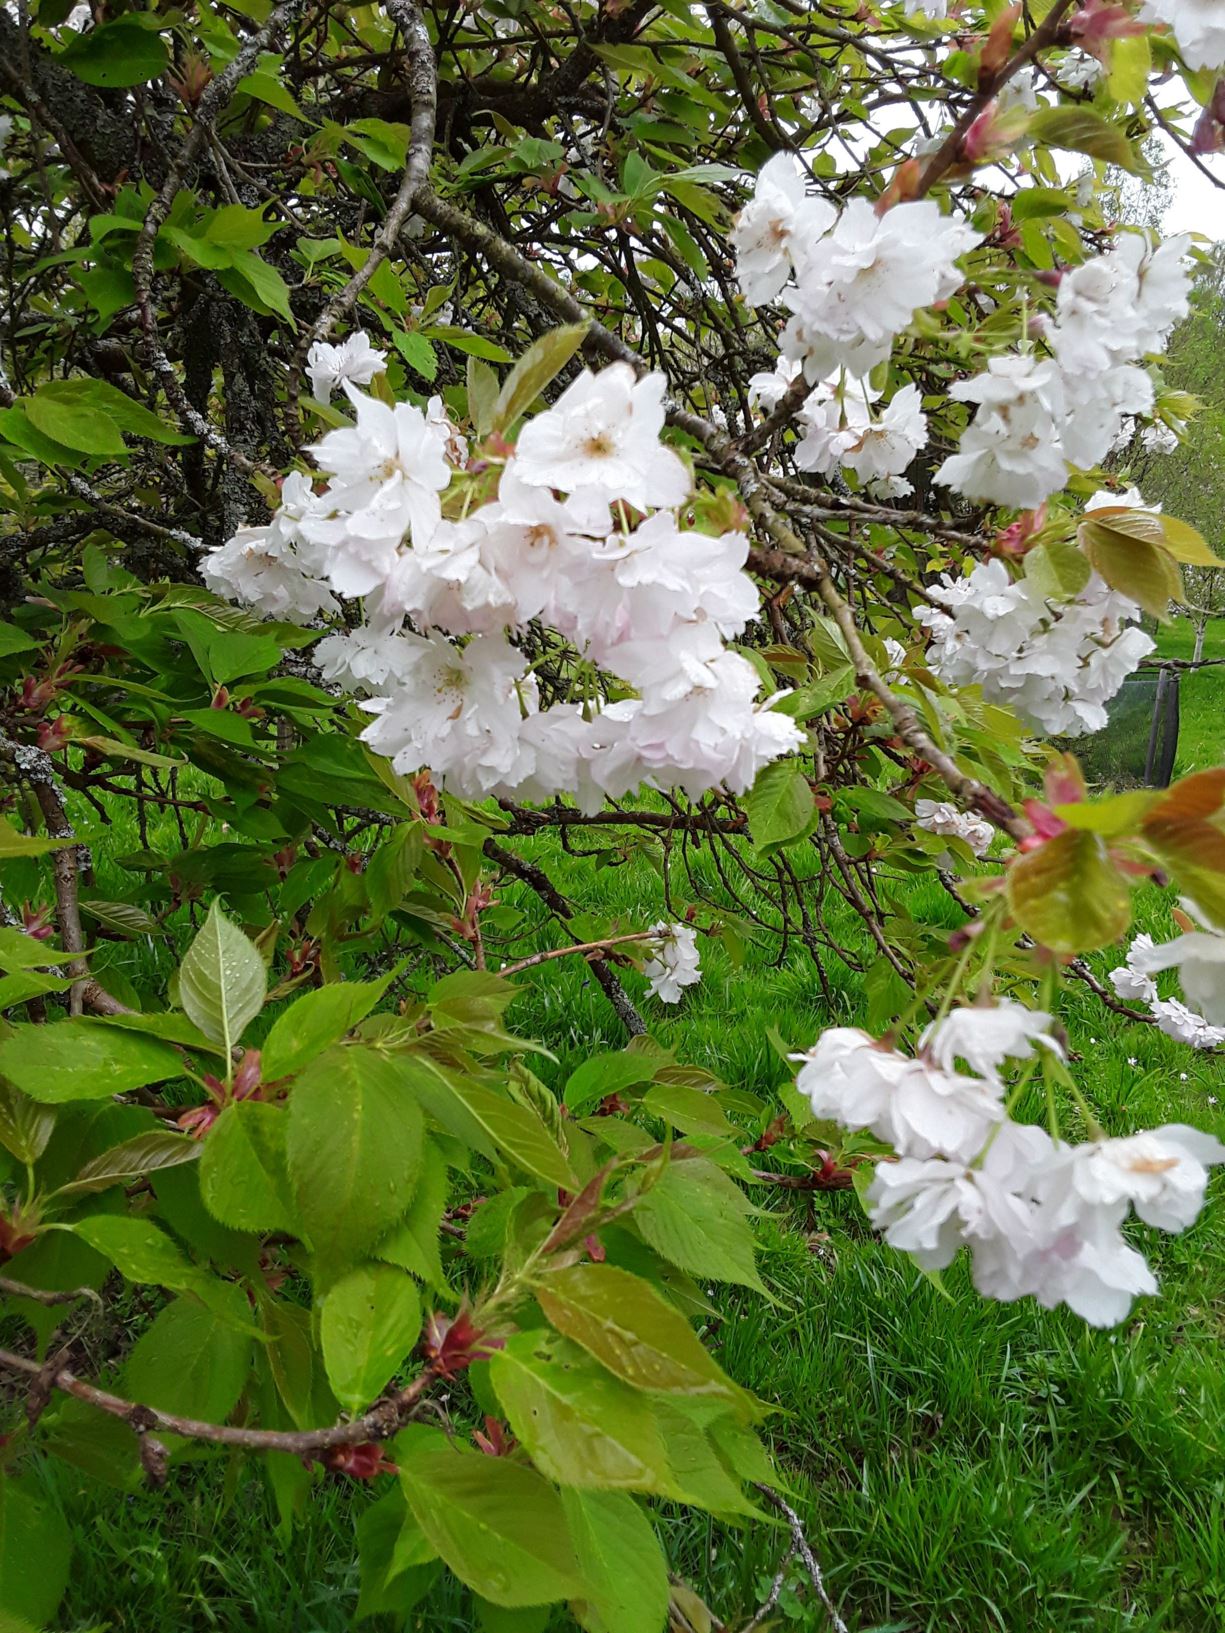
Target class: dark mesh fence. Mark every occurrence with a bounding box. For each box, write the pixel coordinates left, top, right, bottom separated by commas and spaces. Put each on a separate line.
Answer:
1075, 668, 1180, 789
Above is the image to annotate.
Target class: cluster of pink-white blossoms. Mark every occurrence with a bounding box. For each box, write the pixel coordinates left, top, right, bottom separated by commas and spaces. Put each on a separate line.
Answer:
732, 154, 977, 478
937, 232, 1192, 511
916, 554, 1154, 737
1111, 919, 1225, 1049
914, 798, 994, 858
643, 922, 702, 1004
795, 1003, 1225, 1325
201, 351, 803, 803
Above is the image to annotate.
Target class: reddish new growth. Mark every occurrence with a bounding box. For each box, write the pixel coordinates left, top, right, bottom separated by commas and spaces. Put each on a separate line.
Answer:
473, 1416, 515, 1457
0, 1203, 40, 1261
317, 1442, 398, 1480
177, 1048, 263, 1138
421, 1306, 503, 1378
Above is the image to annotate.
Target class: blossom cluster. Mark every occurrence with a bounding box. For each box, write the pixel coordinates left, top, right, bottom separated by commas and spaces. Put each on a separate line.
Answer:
914, 798, 994, 858
1111, 923, 1225, 1050
732, 154, 976, 474
916, 555, 1153, 737
795, 1003, 1225, 1325
643, 922, 702, 1004
203, 353, 803, 803
937, 233, 1191, 511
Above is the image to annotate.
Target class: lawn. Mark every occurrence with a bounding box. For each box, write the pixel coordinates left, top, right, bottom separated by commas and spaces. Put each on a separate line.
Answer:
12, 620, 1225, 1633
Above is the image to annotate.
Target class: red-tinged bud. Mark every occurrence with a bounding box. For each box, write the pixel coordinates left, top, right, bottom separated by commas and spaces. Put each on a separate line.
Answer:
1044, 755, 1086, 808
413, 770, 441, 826
583, 1233, 606, 1263
979, 3, 1023, 84
210, 686, 229, 710
1192, 107, 1223, 155
875, 157, 922, 216
1069, 0, 1148, 55
994, 502, 1047, 557
1033, 269, 1064, 290
0, 1203, 40, 1260
36, 716, 71, 754
1019, 800, 1071, 849
178, 1104, 220, 1138
473, 1417, 514, 1457
21, 904, 54, 943
319, 1442, 398, 1480
422, 1306, 503, 1378
233, 1049, 262, 1100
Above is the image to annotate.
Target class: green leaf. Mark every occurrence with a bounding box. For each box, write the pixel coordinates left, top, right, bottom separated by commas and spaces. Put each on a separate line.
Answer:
490, 1331, 675, 1494
261, 973, 396, 1081
200, 1101, 297, 1234
1006, 828, 1132, 954
426, 327, 513, 363
771, 665, 854, 721
392, 330, 439, 383
1079, 517, 1182, 620
80, 898, 160, 938
0, 816, 71, 858
218, 252, 296, 325
1023, 539, 1092, 601
413, 1059, 577, 1189
744, 761, 817, 855
321, 1263, 422, 1411
53, 1129, 200, 1199
564, 1052, 660, 1115
65, 1214, 203, 1293
33, 376, 192, 445
0, 621, 39, 658
177, 900, 267, 1053
396, 1423, 583, 1608
633, 1158, 765, 1292
0, 927, 67, 970
356, 1488, 439, 1620
561, 1489, 669, 1633
468, 356, 499, 437
365, 824, 424, 917
25, 391, 126, 456
236, 62, 307, 120
122, 1291, 253, 1423
0, 1475, 71, 1625
1106, 32, 1151, 104
1156, 513, 1224, 567
375, 1139, 449, 1288
533, 1263, 747, 1409
286, 1047, 424, 1261
0, 1019, 185, 1101
58, 16, 169, 87
342, 118, 411, 171
493, 323, 589, 435
0, 1079, 56, 1165
1027, 106, 1139, 171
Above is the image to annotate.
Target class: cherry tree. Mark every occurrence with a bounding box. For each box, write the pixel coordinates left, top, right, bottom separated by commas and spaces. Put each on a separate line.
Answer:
1, 0, 1225, 1625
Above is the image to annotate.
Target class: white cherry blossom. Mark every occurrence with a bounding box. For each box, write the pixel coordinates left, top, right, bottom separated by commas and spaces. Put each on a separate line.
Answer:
922, 1000, 1061, 1083
643, 922, 702, 1003
306, 331, 388, 402
913, 798, 993, 858
731, 153, 834, 306
1138, 0, 1225, 70
512, 364, 690, 510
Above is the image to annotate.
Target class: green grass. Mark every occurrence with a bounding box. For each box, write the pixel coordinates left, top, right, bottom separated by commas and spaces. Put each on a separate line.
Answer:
11, 654, 1225, 1633
1079, 613, 1225, 787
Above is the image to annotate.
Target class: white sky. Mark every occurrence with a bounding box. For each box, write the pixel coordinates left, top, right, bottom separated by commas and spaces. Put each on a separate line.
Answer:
1162, 135, 1225, 240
